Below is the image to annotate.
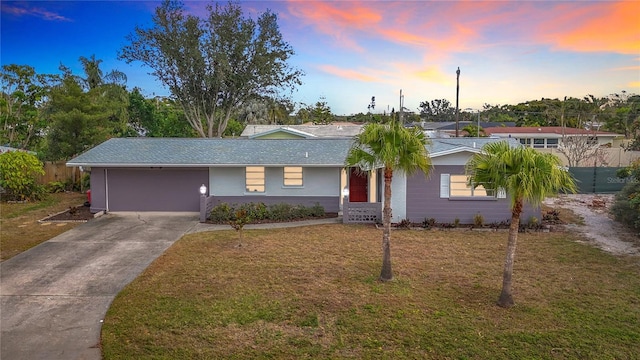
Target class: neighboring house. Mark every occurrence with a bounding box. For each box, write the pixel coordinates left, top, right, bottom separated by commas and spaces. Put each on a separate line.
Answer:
67, 137, 538, 224
412, 121, 516, 131
483, 126, 623, 149
0, 146, 36, 155
241, 123, 363, 139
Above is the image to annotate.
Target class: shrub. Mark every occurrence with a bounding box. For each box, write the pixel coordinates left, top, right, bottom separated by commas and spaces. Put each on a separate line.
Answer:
0, 151, 46, 201
268, 203, 295, 221
47, 181, 68, 193
610, 181, 640, 230
210, 202, 233, 222
422, 218, 436, 229
209, 202, 326, 223
473, 213, 484, 227
395, 218, 412, 229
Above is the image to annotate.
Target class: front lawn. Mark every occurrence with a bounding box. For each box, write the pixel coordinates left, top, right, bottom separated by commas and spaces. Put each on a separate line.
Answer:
102, 225, 640, 359
0, 192, 87, 261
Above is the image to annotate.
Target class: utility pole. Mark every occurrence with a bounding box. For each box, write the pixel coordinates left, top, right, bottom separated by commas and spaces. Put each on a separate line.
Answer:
399, 89, 404, 124
455, 67, 460, 137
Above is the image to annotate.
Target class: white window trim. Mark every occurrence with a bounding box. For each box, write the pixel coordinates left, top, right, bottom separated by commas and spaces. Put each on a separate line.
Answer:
440, 174, 450, 198
440, 173, 502, 200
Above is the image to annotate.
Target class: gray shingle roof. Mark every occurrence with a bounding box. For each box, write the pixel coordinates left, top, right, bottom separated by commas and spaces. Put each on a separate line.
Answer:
66, 138, 355, 167
429, 137, 520, 156
66, 137, 520, 167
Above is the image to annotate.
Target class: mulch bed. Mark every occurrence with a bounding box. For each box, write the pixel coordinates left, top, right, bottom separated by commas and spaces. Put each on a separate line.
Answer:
41, 205, 95, 222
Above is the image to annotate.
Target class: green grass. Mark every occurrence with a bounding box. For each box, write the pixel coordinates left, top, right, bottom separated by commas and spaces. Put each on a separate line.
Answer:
102, 225, 640, 359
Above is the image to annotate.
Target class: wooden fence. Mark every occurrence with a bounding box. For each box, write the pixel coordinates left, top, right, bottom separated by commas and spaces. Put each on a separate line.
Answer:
36, 161, 82, 185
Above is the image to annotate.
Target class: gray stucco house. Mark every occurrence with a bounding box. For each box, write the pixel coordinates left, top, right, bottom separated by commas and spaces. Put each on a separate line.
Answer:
67, 137, 537, 224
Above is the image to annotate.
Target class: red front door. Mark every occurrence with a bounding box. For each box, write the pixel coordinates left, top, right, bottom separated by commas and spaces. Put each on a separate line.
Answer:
349, 168, 368, 202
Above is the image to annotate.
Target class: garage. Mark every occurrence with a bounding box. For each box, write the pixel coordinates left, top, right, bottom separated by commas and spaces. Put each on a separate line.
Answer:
93, 167, 208, 212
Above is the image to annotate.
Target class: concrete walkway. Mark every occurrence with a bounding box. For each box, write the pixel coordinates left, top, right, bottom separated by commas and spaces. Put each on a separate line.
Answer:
0, 212, 199, 360
187, 216, 342, 234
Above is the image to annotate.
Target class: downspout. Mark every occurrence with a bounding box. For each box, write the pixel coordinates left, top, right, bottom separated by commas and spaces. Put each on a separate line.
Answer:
105, 168, 109, 212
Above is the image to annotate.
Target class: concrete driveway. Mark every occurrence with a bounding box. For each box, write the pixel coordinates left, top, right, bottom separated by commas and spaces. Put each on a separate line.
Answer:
0, 212, 198, 360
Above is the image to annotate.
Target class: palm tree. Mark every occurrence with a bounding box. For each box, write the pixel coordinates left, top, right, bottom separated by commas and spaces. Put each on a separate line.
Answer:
79, 54, 103, 90
345, 120, 432, 281
465, 141, 576, 307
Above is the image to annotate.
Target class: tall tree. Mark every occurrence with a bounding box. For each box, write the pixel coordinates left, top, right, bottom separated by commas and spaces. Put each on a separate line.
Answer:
120, 0, 303, 138
465, 141, 576, 307
0, 64, 50, 149
418, 98, 454, 121
310, 97, 333, 124
127, 89, 194, 137
345, 119, 432, 281
43, 62, 130, 160
79, 54, 104, 90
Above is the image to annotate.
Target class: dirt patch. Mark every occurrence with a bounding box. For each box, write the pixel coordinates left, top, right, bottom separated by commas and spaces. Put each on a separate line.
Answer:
40, 204, 95, 222
543, 194, 639, 256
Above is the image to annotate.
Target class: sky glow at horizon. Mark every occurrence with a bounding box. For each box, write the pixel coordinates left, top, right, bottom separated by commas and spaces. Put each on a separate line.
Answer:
1, 0, 639, 115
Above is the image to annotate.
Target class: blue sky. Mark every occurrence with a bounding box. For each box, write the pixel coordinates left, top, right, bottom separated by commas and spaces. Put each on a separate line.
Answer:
2, 1, 639, 115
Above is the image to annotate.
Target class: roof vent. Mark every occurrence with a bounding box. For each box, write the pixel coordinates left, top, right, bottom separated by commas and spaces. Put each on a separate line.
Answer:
305, 152, 308, 158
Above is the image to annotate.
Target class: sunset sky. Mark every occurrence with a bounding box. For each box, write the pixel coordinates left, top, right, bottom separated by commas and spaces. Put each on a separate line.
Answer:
2, 1, 639, 115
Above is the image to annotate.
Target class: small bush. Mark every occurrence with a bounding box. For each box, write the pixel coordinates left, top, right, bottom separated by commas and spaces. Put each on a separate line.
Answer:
395, 218, 412, 229
422, 218, 436, 229
210, 202, 233, 222
47, 181, 67, 193
473, 213, 484, 227
610, 181, 640, 230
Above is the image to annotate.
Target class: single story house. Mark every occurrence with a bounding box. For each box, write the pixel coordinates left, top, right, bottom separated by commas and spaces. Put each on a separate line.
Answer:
66, 137, 538, 224
483, 126, 623, 149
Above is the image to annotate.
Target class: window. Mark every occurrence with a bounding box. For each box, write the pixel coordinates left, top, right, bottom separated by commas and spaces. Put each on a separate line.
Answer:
520, 138, 531, 146
546, 138, 559, 148
533, 138, 545, 148
450, 175, 487, 197
283, 167, 303, 186
246, 166, 265, 192
440, 174, 504, 198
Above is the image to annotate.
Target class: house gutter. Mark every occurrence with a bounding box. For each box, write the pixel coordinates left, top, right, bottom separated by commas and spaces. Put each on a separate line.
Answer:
65, 163, 348, 168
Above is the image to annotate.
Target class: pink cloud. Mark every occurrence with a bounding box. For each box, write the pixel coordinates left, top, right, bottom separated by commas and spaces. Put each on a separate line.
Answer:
536, 1, 640, 54
1, 3, 71, 21
317, 64, 378, 82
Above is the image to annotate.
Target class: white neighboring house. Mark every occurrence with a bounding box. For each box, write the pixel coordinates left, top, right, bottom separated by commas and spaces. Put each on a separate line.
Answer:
483, 126, 623, 149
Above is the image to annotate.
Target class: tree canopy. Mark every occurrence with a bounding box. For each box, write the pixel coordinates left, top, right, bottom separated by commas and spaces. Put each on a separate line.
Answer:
120, 0, 303, 138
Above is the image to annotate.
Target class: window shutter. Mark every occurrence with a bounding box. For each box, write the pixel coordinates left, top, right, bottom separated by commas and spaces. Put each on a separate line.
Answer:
440, 174, 450, 198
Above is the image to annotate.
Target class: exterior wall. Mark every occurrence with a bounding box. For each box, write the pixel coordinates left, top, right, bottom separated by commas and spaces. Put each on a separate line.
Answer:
389, 171, 407, 222
405, 165, 539, 224
538, 148, 638, 167
92, 167, 208, 212
209, 166, 340, 197
253, 132, 305, 139
431, 152, 478, 166
89, 168, 107, 213
210, 195, 340, 213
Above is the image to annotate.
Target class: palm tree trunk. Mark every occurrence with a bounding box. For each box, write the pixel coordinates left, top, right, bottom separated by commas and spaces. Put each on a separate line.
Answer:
497, 198, 523, 308
380, 168, 393, 281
